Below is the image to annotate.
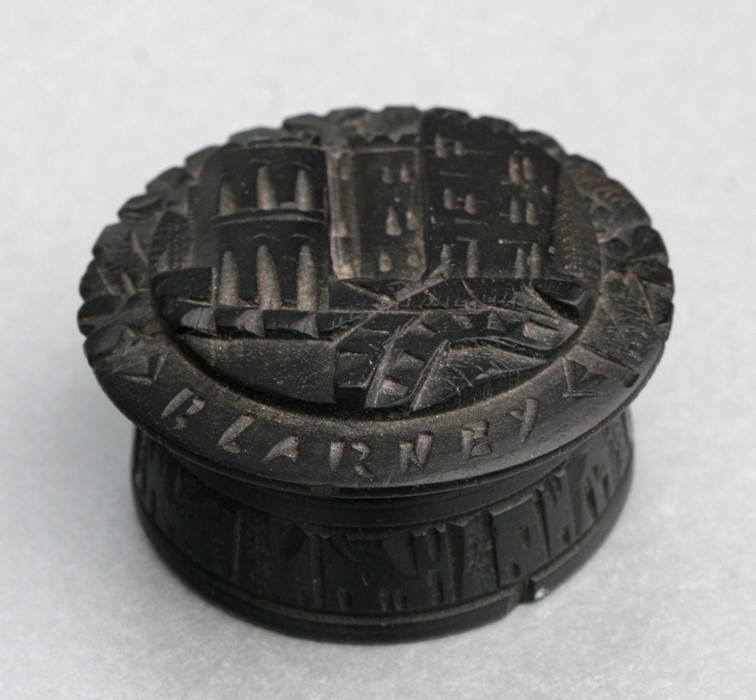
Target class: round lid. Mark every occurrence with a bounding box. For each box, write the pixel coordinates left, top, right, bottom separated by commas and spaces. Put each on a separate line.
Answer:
79, 107, 673, 491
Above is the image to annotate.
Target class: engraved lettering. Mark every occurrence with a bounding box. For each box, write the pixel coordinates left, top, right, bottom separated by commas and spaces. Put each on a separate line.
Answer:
351, 441, 373, 480
329, 440, 373, 479
510, 398, 539, 443
462, 420, 492, 458
161, 388, 205, 429
217, 414, 256, 454
328, 440, 345, 471
399, 433, 433, 472
262, 436, 299, 463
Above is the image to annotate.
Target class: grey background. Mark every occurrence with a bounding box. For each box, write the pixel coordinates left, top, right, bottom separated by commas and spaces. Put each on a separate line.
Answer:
2, 1, 754, 698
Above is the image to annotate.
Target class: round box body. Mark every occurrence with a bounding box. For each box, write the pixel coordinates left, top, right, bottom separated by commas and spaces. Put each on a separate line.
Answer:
79, 107, 673, 641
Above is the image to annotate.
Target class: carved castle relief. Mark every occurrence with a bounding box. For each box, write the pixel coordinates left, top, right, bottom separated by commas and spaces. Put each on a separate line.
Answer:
152, 110, 597, 411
